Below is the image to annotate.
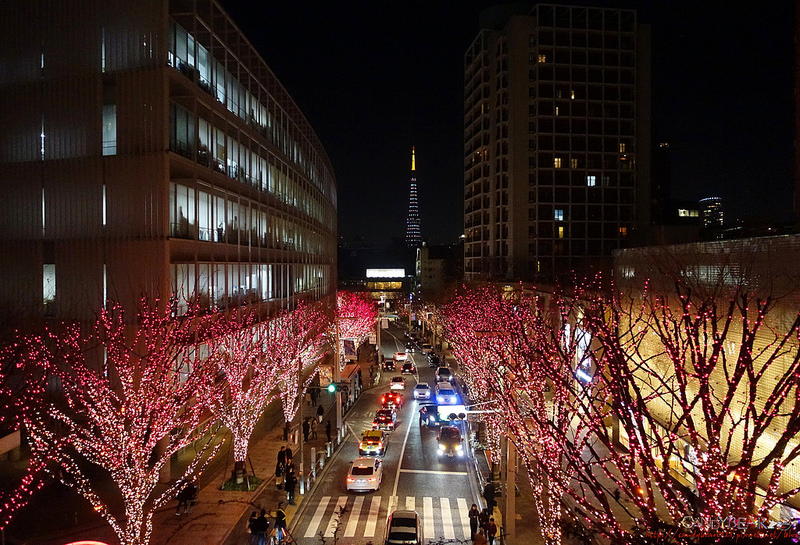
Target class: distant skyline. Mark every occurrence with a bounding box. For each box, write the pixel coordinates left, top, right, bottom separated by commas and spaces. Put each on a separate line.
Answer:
222, 1, 795, 245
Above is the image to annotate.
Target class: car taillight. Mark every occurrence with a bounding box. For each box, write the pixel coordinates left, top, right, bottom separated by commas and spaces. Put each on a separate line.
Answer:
347, 477, 355, 482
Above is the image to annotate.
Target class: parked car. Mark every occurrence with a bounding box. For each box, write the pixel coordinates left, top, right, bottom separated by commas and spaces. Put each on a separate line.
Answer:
381, 391, 403, 410
401, 361, 416, 374
413, 382, 431, 401
436, 367, 452, 383
437, 425, 464, 458
421, 343, 433, 354
384, 510, 422, 545
347, 456, 383, 492
390, 376, 406, 391
359, 430, 387, 455
373, 408, 397, 431
427, 353, 441, 366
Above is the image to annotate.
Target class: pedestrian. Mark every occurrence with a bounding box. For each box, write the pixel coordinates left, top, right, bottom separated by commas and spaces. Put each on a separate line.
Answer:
175, 479, 194, 515
472, 527, 488, 545
482, 481, 496, 511
487, 517, 498, 545
316, 404, 324, 423
325, 420, 332, 442
276, 446, 286, 489
311, 387, 319, 407
285, 445, 293, 464
249, 508, 270, 545
285, 467, 297, 505
310, 416, 318, 440
468, 503, 480, 538
247, 511, 258, 545
478, 508, 490, 533
302, 418, 310, 441
275, 502, 288, 542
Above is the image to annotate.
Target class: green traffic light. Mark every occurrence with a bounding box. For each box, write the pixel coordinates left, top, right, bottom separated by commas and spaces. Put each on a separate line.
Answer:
327, 383, 336, 393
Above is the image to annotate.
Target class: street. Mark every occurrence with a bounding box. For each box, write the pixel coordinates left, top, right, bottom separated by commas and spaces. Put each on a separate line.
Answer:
291, 325, 479, 545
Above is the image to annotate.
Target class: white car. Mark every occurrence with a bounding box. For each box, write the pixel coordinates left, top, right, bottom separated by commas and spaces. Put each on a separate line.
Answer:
413, 382, 431, 400
346, 456, 383, 492
390, 376, 406, 391
435, 383, 459, 405
394, 352, 408, 362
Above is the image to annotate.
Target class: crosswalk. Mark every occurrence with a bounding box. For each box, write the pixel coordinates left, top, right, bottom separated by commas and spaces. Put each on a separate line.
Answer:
302, 495, 474, 540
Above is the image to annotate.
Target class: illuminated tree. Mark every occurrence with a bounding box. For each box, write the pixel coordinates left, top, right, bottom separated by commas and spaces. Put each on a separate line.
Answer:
334, 291, 377, 369
11, 300, 222, 545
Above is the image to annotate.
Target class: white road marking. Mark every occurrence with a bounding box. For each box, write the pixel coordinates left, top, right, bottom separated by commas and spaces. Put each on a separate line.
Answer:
441, 497, 454, 539
344, 496, 364, 537
324, 496, 348, 537
364, 495, 381, 537
458, 497, 471, 538
304, 496, 331, 537
423, 496, 435, 538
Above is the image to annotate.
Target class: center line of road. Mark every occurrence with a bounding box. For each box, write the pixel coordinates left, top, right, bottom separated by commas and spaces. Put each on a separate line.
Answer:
392, 396, 415, 498
399, 469, 468, 476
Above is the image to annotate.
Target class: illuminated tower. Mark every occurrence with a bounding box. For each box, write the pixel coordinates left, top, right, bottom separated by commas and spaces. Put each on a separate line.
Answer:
406, 146, 422, 247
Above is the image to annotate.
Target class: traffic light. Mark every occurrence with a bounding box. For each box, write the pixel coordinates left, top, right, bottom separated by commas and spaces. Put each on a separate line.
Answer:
327, 383, 337, 393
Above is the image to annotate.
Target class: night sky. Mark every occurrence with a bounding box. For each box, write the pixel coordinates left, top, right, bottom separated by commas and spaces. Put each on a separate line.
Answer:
222, 1, 796, 246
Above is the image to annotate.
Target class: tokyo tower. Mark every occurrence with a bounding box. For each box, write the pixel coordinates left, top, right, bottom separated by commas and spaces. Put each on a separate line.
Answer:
405, 146, 422, 247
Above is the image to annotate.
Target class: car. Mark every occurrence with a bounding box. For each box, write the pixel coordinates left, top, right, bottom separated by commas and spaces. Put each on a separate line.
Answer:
413, 382, 431, 400
435, 383, 459, 405
359, 429, 387, 455
373, 408, 397, 431
394, 352, 408, 362
390, 376, 406, 391
346, 456, 383, 492
401, 361, 416, 374
421, 343, 433, 354
436, 367, 453, 383
384, 510, 422, 545
418, 403, 444, 428
380, 391, 403, 410
437, 425, 464, 458
405, 341, 415, 352
427, 353, 441, 366
383, 358, 395, 371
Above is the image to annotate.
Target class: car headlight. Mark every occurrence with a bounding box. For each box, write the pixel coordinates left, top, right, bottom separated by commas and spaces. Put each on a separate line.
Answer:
438, 444, 445, 451
456, 444, 462, 451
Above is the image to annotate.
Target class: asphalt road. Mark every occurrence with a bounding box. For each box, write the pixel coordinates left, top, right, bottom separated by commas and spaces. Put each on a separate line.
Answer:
291, 326, 479, 545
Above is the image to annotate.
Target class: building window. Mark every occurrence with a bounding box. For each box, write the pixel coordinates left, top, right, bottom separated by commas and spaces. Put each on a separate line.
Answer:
558, 226, 565, 239
570, 158, 578, 169
570, 90, 575, 99
554, 209, 564, 221
586, 175, 596, 187
43, 264, 56, 305
538, 54, 547, 63
554, 157, 562, 168
102, 104, 117, 156
555, 106, 559, 116
619, 226, 628, 236
619, 143, 626, 153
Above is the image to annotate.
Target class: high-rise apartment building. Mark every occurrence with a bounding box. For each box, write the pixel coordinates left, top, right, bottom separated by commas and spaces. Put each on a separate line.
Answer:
464, 4, 650, 281
0, 0, 338, 327
406, 147, 422, 247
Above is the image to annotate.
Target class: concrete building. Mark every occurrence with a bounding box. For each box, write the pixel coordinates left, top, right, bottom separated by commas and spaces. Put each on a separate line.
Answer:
0, 0, 338, 328
464, 3, 651, 282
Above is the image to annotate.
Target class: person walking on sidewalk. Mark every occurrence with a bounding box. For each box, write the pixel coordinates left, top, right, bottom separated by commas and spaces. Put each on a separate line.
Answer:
284, 465, 297, 505
275, 502, 288, 542
472, 527, 488, 545
276, 446, 287, 489
302, 418, 310, 442
316, 404, 324, 423
325, 420, 332, 442
468, 503, 480, 538
249, 509, 270, 545
486, 517, 498, 545
310, 416, 318, 440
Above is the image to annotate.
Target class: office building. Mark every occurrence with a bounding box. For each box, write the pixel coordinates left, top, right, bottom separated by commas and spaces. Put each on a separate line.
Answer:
464, 4, 650, 281
0, 0, 338, 327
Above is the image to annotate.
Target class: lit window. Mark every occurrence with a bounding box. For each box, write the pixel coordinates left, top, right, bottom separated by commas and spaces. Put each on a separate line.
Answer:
619, 143, 626, 153
43, 264, 56, 304
554, 209, 564, 221
103, 104, 117, 156
570, 90, 575, 99
619, 227, 628, 236
586, 175, 596, 186
554, 158, 562, 168
538, 54, 547, 63
570, 158, 578, 169
555, 106, 559, 116
558, 226, 564, 238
